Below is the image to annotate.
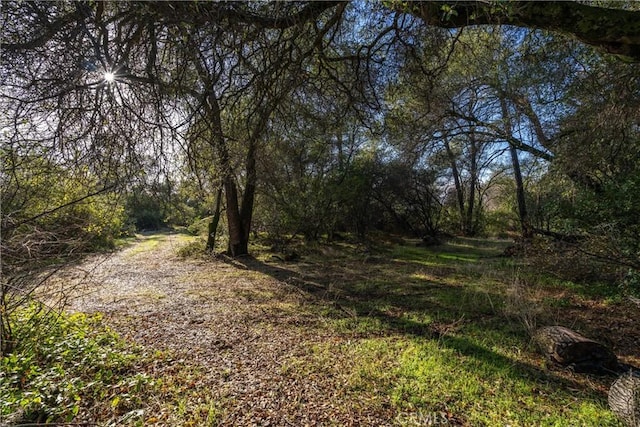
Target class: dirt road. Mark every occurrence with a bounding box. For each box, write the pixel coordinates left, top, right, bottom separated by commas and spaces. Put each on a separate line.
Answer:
60, 232, 392, 426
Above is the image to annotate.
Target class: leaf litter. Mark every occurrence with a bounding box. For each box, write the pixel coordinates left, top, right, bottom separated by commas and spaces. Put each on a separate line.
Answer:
53, 233, 397, 426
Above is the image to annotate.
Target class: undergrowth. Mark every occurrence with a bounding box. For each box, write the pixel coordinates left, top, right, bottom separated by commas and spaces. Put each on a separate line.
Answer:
268, 236, 627, 425
2, 234, 632, 425
0, 304, 152, 424
0, 302, 224, 426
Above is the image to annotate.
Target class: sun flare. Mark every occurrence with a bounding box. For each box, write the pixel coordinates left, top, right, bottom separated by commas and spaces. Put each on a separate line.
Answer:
104, 72, 115, 82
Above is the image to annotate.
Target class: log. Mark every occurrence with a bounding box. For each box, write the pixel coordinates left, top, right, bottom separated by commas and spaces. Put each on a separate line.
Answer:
609, 370, 640, 427
533, 326, 619, 374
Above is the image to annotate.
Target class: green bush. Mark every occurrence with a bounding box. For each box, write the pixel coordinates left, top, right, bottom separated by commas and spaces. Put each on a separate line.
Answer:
186, 216, 213, 237
2, 156, 127, 272
124, 183, 204, 230
176, 237, 209, 258
0, 304, 151, 424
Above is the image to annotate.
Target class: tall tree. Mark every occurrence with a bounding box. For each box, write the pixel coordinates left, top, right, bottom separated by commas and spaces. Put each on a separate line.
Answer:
2, 1, 347, 256
4, 0, 639, 258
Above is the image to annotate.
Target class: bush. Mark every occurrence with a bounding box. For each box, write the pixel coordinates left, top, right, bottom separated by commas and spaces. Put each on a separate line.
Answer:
124, 183, 205, 231
176, 237, 208, 258
2, 155, 128, 276
186, 216, 213, 237
0, 304, 151, 424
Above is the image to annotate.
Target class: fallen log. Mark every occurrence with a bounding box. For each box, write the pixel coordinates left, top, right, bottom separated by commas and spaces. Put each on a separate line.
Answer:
609, 370, 640, 427
533, 326, 619, 374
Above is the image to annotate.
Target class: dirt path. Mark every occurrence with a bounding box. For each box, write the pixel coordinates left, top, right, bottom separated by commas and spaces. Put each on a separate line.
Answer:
60, 232, 393, 426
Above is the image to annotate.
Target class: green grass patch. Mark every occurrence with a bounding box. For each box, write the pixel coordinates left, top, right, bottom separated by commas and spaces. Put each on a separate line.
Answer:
125, 234, 166, 256
291, 336, 621, 426
388, 338, 618, 426
389, 239, 503, 268
275, 237, 625, 425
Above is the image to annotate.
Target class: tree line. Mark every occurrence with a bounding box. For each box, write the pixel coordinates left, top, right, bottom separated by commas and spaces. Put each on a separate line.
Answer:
2, 1, 640, 352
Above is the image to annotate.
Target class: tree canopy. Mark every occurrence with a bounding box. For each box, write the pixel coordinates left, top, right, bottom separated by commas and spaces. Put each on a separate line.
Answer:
4, 1, 640, 58
403, 1, 640, 61
2, 0, 639, 264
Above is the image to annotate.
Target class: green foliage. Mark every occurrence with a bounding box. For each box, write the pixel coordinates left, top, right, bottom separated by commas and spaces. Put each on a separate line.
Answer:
574, 175, 640, 254
124, 184, 168, 230
187, 216, 214, 237
257, 128, 381, 242
1, 154, 127, 274
374, 160, 445, 238
546, 56, 640, 273
621, 269, 640, 297
482, 210, 517, 238
0, 304, 150, 424
176, 237, 208, 258
124, 181, 206, 231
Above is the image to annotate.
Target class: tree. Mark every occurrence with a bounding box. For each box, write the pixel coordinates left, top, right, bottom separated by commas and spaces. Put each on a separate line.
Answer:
371, 159, 445, 238
2, 1, 349, 257
7, 1, 638, 60
399, 1, 640, 61
387, 27, 533, 236
3, 0, 639, 262
257, 74, 379, 242
552, 55, 640, 274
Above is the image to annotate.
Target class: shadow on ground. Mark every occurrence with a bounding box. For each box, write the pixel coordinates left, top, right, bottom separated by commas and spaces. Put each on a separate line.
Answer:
217, 240, 621, 401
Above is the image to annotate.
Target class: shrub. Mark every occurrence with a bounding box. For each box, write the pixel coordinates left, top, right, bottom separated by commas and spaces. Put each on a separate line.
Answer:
186, 216, 213, 237
0, 303, 151, 424
176, 237, 208, 258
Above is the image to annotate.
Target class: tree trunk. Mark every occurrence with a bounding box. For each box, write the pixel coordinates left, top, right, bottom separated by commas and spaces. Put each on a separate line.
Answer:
533, 326, 619, 374
443, 136, 465, 235
206, 186, 223, 252
501, 98, 533, 239
203, 90, 251, 257
240, 140, 257, 245
464, 132, 478, 236
609, 370, 640, 427
224, 177, 249, 257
